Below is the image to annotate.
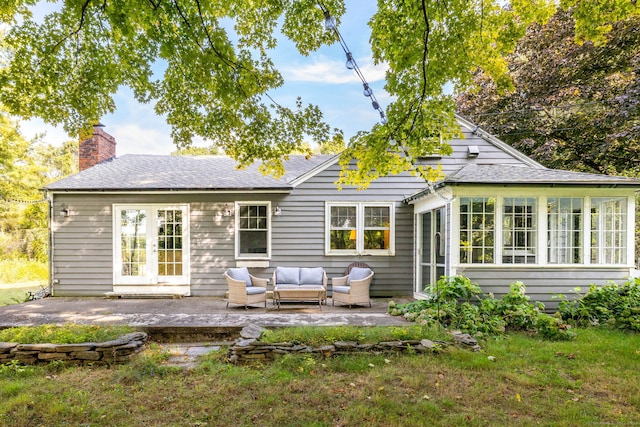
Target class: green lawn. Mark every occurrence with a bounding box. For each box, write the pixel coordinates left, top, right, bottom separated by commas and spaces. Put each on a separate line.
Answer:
1, 327, 639, 426
0, 283, 43, 307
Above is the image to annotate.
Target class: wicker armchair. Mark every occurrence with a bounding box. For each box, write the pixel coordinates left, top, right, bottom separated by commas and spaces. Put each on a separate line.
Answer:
224, 267, 268, 309
332, 267, 374, 308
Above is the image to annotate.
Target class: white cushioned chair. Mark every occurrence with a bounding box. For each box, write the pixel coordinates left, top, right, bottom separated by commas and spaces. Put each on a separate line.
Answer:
332, 267, 374, 308
224, 267, 268, 309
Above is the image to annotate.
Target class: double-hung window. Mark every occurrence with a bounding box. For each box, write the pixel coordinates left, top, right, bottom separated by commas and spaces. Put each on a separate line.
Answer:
591, 197, 627, 264
236, 202, 270, 259
326, 202, 394, 255
502, 197, 537, 264
548, 198, 583, 264
459, 197, 495, 263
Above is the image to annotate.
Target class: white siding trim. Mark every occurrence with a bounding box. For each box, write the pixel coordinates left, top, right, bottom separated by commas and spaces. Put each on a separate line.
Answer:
288, 155, 341, 187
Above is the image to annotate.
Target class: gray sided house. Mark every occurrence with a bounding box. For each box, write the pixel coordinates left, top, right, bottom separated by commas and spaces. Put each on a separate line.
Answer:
45, 118, 640, 307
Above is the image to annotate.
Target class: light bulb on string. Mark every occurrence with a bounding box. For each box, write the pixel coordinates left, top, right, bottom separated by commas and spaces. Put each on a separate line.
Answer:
345, 52, 356, 70
323, 10, 336, 30
363, 83, 373, 97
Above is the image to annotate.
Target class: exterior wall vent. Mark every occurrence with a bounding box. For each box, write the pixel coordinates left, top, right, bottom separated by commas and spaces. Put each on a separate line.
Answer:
467, 145, 480, 158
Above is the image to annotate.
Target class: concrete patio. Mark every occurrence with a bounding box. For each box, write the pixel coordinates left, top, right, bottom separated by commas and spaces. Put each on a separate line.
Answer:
0, 296, 412, 337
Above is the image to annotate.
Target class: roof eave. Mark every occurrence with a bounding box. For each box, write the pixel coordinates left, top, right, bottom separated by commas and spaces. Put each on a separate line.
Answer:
46, 187, 294, 194
445, 181, 640, 187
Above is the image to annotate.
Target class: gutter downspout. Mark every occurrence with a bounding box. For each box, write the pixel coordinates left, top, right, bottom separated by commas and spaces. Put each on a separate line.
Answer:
45, 191, 54, 296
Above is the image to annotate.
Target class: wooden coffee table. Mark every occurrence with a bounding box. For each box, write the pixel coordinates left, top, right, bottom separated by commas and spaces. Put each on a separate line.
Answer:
273, 286, 326, 308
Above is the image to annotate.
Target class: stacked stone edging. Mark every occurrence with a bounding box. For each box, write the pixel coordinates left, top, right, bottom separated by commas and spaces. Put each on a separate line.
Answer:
0, 332, 148, 366
227, 325, 480, 364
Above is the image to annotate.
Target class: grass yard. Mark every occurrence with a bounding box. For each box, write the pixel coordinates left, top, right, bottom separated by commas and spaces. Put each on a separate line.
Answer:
0, 282, 44, 306
1, 327, 639, 426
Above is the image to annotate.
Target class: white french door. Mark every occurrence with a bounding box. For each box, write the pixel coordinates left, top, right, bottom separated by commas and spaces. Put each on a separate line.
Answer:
113, 204, 190, 292
417, 207, 447, 294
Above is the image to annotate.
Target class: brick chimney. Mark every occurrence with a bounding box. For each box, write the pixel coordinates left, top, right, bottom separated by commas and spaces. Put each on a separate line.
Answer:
79, 123, 116, 171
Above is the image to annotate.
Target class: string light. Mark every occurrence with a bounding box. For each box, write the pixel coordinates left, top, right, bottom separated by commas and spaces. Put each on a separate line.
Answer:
318, 2, 387, 125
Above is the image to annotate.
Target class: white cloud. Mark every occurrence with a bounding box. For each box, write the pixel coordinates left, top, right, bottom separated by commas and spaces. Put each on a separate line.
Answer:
109, 123, 175, 156
18, 118, 71, 146
282, 57, 387, 84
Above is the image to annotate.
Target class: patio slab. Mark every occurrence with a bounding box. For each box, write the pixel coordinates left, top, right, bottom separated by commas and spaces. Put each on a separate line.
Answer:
0, 296, 412, 331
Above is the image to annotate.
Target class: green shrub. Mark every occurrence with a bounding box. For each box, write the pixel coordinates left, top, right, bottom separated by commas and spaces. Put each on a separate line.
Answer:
430, 275, 483, 303
0, 258, 48, 283
489, 282, 544, 331
390, 275, 574, 340
557, 278, 640, 331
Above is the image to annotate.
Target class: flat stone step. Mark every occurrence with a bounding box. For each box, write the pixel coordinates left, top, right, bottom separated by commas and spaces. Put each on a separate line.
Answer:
103, 292, 186, 299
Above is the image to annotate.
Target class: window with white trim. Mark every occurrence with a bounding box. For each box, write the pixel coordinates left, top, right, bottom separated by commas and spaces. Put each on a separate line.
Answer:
327, 202, 394, 255
457, 194, 631, 266
591, 197, 627, 264
548, 198, 583, 264
459, 197, 495, 264
502, 197, 537, 264
236, 203, 270, 258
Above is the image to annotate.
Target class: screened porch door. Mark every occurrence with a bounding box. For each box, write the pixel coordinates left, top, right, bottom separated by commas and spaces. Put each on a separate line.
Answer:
417, 207, 447, 294
114, 205, 190, 293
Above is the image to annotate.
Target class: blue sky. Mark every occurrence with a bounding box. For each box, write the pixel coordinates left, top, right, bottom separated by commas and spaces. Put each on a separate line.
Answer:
19, 2, 388, 156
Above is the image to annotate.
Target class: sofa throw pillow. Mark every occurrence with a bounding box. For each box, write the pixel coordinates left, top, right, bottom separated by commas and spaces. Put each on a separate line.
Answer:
300, 267, 324, 286
347, 267, 372, 285
276, 267, 300, 285
227, 267, 252, 287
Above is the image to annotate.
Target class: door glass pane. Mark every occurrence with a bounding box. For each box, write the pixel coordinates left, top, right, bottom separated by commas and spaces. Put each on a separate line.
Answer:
420, 213, 432, 292
157, 209, 183, 276
121, 209, 147, 276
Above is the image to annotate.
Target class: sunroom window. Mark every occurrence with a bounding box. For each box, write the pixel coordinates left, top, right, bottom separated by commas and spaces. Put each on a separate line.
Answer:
502, 197, 537, 264
591, 197, 627, 264
237, 203, 270, 258
548, 198, 583, 264
327, 202, 394, 255
459, 197, 495, 263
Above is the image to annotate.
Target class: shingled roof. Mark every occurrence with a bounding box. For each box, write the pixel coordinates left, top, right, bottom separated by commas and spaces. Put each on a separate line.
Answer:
404, 164, 640, 203
445, 164, 640, 186
45, 154, 337, 191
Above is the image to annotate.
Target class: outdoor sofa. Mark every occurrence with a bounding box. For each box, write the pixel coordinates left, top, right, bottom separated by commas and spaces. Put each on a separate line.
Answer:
272, 266, 328, 303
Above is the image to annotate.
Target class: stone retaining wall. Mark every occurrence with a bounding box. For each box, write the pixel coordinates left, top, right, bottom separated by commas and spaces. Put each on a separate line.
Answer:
0, 332, 148, 366
228, 338, 446, 363
227, 325, 480, 364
